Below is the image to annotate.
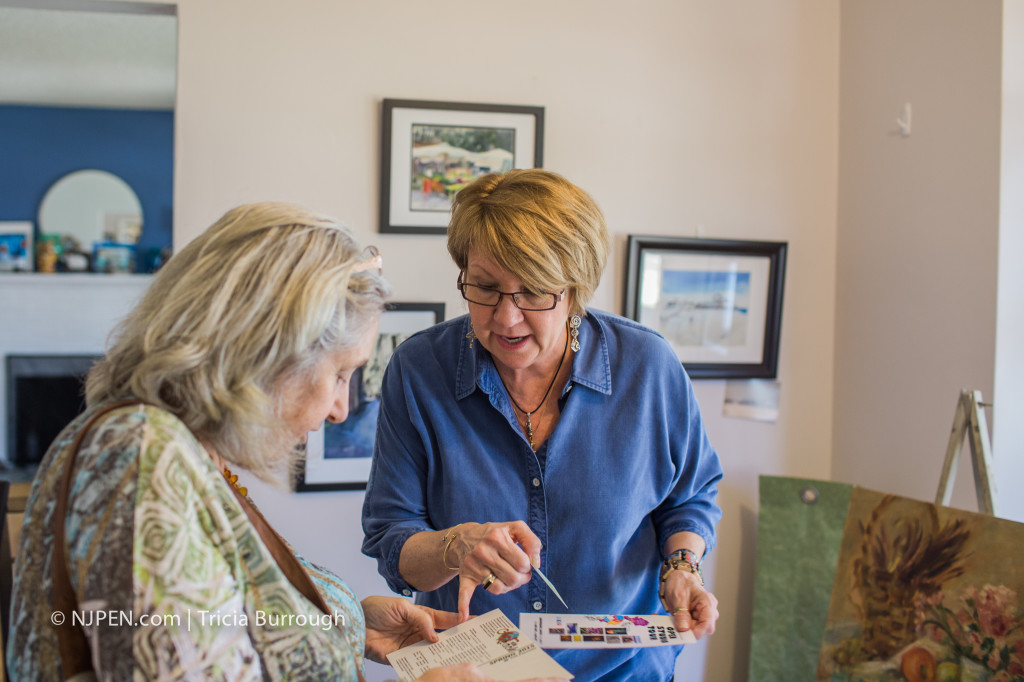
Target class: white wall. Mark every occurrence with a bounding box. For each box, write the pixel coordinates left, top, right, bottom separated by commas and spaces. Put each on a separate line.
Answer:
161, 1, 838, 680
833, 1, 1003, 514
0, 274, 153, 467
994, 1, 1024, 523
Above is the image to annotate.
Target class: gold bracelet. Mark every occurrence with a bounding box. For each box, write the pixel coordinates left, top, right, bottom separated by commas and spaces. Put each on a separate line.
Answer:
442, 523, 464, 571
441, 523, 464, 546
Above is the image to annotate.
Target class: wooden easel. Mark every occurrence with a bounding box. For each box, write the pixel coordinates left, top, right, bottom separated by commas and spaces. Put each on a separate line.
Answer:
935, 389, 997, 516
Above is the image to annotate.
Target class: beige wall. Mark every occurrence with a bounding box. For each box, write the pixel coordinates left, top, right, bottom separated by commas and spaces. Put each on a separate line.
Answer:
834, 1, 1003, 516
164, 1, 839, 680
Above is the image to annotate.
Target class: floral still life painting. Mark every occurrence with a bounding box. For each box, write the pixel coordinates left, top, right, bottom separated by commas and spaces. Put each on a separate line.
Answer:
817, 488, 1024, 682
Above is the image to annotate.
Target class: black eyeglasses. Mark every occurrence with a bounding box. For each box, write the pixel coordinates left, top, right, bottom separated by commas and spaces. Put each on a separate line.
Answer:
458, 279, 565, 311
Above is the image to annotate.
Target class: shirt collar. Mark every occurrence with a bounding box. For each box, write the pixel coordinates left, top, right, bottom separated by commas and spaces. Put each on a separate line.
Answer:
455, 313, 612, 400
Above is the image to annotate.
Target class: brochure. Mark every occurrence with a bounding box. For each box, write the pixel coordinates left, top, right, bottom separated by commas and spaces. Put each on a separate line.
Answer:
386, 608, 573, 681
519, 613, 696, 649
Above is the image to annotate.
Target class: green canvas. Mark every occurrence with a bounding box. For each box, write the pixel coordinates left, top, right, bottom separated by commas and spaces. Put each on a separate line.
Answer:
748, 476, 853, 682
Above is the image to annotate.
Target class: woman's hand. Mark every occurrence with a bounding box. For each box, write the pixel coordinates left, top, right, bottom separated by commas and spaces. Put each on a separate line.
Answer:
660, 569, 719, 639
361, 596, 462, 664
451, 521, 543, 620
414, 664, 568, 682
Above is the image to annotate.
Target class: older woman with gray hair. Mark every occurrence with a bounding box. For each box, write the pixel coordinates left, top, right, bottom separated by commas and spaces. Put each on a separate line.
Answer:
363, 169, 724, 681
7, 203, 547, 682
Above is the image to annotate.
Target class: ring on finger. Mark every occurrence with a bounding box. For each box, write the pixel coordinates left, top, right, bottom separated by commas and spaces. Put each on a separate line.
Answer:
672, 607, 689, 615
481, 572, 497, 591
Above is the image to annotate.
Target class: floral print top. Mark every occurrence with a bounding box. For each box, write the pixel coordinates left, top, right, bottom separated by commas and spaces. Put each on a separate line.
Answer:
7, 403, 365, 681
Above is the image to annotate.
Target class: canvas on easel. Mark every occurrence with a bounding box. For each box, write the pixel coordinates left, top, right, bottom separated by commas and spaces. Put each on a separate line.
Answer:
816, 487, 1024, 681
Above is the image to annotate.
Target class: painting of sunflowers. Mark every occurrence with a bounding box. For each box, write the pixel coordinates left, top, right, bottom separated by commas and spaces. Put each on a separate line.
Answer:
817, 488, 1024, 681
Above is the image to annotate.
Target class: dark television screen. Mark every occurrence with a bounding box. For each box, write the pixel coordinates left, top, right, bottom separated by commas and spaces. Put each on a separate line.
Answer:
5, 355, 98, 467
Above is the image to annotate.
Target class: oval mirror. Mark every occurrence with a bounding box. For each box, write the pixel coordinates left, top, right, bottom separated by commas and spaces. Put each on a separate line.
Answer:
38, 169, 144, 250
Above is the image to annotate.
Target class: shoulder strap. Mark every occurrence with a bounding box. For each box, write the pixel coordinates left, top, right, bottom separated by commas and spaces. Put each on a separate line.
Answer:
223, 483, 333, 615
223, 468, 367, 681
52, 400, 138, 678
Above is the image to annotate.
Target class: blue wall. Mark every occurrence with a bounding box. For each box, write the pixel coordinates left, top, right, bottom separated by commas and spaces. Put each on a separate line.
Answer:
0, 105, 173, 272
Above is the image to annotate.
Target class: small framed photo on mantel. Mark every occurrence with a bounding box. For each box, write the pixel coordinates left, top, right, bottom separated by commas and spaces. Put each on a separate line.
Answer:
379, 98, 545, 235
624, 236, 787, 380
0, 222, 34, 272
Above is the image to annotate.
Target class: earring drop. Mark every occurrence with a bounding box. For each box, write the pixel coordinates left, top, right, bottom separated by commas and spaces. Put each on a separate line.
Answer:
569, 315, 581, 352
466, 325, 477, 349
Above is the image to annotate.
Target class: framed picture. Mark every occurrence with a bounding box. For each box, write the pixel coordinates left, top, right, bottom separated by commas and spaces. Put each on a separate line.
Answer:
0, 221, 34, 273
296, 302, 445, 492
624, 236, 787, 379
92, 242, 136, 273
379, 98, 545, 234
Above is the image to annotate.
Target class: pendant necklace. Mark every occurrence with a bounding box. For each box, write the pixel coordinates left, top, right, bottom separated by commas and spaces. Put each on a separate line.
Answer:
501, 323, 569, 451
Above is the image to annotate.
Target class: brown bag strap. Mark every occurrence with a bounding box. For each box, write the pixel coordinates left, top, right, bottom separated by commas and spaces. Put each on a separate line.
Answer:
222, 464, 368, 682
53, 400, 139, 678
223, 482, 333, 615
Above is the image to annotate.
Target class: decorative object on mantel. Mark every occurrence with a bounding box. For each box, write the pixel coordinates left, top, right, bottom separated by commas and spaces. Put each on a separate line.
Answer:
0, 221, 33, 273
57, 236, 91, 273
37, 169, 144, 273
624, 236, 788, 380
92, 242, 136, 274
36, 240, 57, 273
142, 246, 173, 273
379, 98, 544, 234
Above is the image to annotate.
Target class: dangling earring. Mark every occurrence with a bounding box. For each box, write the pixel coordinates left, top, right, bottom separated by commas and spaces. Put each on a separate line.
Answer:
466, 324, 477, 349
569, 315, 581, 352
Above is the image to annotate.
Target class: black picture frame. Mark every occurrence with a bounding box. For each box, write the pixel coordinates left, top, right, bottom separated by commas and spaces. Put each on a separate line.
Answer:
624, 236, 787, 379
379, 98, 545, 234
296, 302, 444, 492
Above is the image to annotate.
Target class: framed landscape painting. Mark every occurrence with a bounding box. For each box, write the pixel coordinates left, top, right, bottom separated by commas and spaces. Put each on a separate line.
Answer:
624, 236, 787, 379
379, 98, 544, 234
296, 302, 444, 491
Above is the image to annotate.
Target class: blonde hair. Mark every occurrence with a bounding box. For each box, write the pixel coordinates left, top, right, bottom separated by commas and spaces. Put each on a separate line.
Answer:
447, 169, 609, 317
86, 202, 390, 480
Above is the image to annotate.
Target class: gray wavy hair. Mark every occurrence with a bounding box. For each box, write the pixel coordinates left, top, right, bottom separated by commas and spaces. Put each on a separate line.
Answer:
86, 202, 390, 480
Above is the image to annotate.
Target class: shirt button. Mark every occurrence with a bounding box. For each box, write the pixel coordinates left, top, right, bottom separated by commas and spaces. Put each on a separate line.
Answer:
533, 601, 543, 611
532, 478, 541, 487
402, 589, 412, 597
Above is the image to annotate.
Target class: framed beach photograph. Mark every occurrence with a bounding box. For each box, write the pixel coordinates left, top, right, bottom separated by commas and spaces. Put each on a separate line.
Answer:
624, 236, 787, 379
296, 302, 445, 492
379, 98, 544, 234
0, 221, 34, 272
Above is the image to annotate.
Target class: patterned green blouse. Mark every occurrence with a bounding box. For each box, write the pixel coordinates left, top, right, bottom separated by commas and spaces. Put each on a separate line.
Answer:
7, 403, 366, 680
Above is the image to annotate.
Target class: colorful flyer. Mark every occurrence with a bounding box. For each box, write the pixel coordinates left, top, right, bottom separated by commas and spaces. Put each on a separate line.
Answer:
519, 613, 696, 649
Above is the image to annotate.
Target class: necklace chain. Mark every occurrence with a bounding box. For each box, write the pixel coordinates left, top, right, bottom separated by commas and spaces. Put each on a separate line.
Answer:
502, 323, 570, 451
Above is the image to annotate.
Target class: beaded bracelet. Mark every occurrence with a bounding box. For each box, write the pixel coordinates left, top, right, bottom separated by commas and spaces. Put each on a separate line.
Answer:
658, 548, 703, 613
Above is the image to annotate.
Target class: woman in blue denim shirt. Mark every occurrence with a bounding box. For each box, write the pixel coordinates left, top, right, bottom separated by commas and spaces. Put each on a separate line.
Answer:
362, 170, 724, 681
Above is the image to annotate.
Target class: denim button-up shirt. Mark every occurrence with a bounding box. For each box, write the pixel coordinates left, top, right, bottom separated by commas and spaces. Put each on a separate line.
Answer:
362, 309, 723, 681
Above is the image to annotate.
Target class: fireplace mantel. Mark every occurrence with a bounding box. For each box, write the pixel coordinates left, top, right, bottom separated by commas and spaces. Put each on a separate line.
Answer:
0, 272, 154, 466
